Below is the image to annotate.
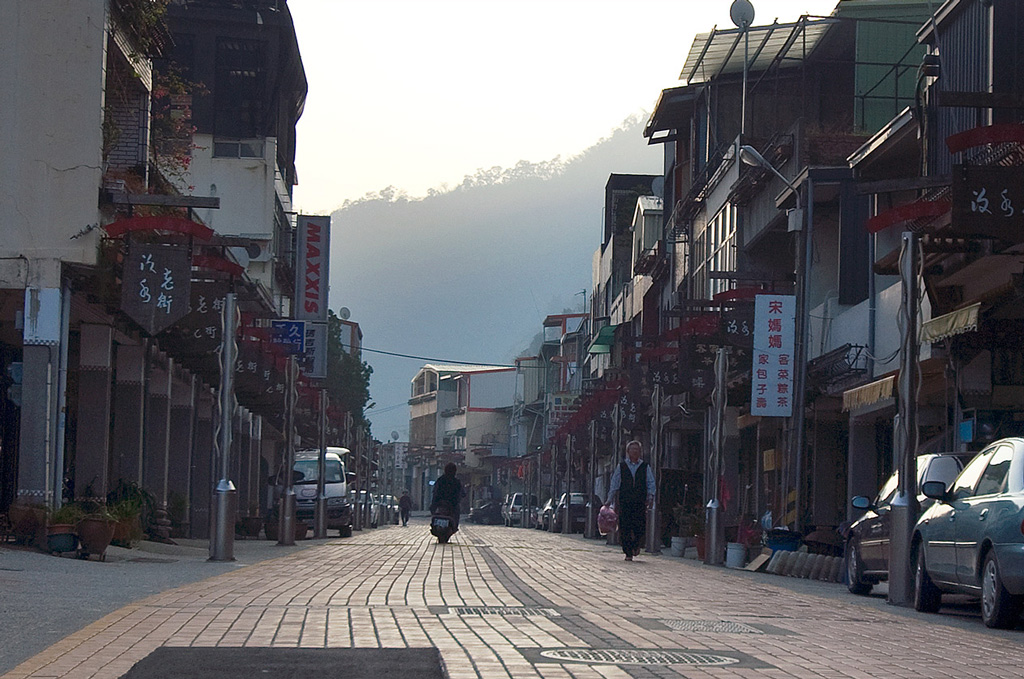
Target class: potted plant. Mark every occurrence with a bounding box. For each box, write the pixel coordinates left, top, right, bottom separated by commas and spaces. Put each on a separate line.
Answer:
77, 503, 115, 560
672, 505, 706, 559
9, 500, 47, 547
237, 503, 263, 539
47, 504, 84, 554
109, 497, 143, 548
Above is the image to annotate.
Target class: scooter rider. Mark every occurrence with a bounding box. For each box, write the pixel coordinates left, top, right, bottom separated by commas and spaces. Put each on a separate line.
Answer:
430, 462, 463, 531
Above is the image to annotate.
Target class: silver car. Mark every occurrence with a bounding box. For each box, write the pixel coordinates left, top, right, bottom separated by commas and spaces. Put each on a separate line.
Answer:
914, 437, 1024, 628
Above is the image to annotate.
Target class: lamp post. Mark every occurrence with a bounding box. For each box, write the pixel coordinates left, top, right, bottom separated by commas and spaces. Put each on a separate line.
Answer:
739, 145, 810, 532
210, 292, 237, 561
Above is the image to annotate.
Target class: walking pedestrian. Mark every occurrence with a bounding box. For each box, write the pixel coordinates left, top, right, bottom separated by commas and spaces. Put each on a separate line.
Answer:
399, 489, 413, 526
430, 463, 463, 532
608, 440, 655, 561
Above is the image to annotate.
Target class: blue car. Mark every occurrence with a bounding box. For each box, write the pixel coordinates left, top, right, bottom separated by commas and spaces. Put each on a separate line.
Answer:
914, 437, 1024, 628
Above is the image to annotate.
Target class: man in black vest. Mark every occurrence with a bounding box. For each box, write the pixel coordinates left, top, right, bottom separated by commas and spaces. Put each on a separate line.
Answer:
608, 440, 655, 561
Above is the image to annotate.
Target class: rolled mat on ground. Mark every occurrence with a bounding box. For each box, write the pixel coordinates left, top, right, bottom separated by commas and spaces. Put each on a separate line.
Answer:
119, 647, 446, 678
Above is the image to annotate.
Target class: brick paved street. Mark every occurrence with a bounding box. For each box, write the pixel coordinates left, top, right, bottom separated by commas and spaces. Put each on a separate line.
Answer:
4, 520, 1024, 678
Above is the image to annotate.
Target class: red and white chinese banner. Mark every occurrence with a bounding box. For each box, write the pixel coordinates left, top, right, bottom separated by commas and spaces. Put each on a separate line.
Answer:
751, 294, 796, 417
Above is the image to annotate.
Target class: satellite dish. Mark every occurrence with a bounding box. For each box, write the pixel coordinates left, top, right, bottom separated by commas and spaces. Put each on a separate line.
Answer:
651, 177, 665, 200
338, 307, 351, 320
391, 430, 400, 441
730, 0, 755, 29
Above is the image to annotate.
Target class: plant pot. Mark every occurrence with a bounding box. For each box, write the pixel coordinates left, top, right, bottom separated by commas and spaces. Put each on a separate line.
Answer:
46, 524, 78, 553
10, 503, 46, 546
695, 536, 706, 560
77, 517, 115, 560
112, 516, 142, 548
236, 516, 262, 539
263, 518, 279, 541
295, 521, 308, 541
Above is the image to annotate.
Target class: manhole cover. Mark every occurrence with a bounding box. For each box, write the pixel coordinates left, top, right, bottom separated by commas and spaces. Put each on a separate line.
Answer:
452, 606, 559, 617
660, 619, 763, 634
540, 649, 740, 666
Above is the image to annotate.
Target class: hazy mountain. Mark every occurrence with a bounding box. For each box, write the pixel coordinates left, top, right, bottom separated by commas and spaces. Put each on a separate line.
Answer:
327, 115, 661, 439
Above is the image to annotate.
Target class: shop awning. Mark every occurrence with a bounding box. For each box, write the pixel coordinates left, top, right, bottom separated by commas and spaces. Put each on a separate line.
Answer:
920, 303, 980, 344
588, 324, 617, 354
842, 375, 895, 412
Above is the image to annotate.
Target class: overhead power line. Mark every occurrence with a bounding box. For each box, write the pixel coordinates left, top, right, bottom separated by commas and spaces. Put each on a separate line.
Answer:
343, 344, 518, 368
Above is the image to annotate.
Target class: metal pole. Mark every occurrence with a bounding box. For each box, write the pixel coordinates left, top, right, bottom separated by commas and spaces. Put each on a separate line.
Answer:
314, 388, 328, 538
793, 179, 813, 532
585, 419, 597, 538
889, 231, 920, 605
646, 384, 662, 554
562, 434, 572, 533
277, 356, 297, 546
705, 347, 728, 565
210, 292, 237, 561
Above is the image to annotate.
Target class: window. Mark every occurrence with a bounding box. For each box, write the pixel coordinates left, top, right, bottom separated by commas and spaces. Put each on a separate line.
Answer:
691, 206, 736, 299
214, 38, 266, 138
975, 444, 1014, 496
951, 448, 995, 500
213, 139, 265, 158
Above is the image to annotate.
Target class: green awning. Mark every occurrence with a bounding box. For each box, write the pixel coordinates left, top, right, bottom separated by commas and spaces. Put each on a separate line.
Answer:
920, 303, 980, 344
588, 324, 618, 354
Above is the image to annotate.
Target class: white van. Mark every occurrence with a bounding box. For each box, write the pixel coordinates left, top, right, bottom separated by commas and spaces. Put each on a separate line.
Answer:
287, 447, 354, 537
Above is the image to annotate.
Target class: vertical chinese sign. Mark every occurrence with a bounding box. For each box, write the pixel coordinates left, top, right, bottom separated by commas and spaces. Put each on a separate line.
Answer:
295, 215, 330, 379
121, 240, 192, 335
750, 294, 796, 417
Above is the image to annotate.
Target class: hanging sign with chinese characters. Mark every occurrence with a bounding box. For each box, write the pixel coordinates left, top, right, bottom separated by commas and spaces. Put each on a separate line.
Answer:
270, 320, 305, 354
121, 240, 191, 335
173, 281, 230, 355
952, 164, 1024, 242
750, 294, 796, 417
299, 321, 328, 380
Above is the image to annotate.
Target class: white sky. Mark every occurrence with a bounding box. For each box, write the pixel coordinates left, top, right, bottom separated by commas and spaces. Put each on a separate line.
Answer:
288, 0, 843, 214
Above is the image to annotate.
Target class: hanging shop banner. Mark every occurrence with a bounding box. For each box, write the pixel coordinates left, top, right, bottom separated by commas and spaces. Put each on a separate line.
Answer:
750, 294, 796, 417
650, 362, 684, 395
121, 240, 192, 335
720, 307, 754, 349
952, 164, 1024, 241
173, 281, 230, 355
295, 215, 331, 321
299, 321, 328, 379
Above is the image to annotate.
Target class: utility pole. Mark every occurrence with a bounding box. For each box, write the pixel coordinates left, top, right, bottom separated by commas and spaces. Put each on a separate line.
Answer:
277, 355, 298, 546
890, 231, 920, 605
210, 292, 237, 561
562, 434, 572, 534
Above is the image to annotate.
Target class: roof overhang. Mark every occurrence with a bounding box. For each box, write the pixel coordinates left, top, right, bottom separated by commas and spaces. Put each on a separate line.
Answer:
681, 17, 837, 86
644, 86, 697, 144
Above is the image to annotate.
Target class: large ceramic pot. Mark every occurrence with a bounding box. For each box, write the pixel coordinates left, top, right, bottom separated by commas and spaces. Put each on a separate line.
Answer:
46, 524, 78, 553
10, 503, 46, 547
112, 515, 142, 548
77, 517, 115, 560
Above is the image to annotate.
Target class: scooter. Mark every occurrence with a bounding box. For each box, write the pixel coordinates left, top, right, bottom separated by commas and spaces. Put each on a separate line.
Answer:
430, 504, 457, 544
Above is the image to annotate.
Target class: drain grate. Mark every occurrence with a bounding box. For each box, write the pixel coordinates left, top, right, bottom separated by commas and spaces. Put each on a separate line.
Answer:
660, 619, 763, 634
452, 606, 559, 617
540, 649, 739, 666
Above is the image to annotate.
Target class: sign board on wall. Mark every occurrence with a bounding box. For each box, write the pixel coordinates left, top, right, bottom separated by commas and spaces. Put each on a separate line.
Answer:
295, 215, 330, 321
750, 294, 796, 417
952, 164, 1024, 241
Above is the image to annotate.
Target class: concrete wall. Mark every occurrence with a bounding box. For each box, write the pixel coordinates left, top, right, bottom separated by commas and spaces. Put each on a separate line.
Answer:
0, 1, 108, 273
467, 370, 515, 409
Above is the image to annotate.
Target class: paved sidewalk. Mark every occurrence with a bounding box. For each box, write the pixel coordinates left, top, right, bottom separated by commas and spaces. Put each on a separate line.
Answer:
4, 520, 1023, 678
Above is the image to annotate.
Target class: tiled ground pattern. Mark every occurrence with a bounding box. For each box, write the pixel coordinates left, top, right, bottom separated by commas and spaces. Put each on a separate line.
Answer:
4, 521, 1023, 678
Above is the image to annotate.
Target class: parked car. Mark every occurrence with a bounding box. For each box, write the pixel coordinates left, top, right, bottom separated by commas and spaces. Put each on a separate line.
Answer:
503, 493, 537, 526
551, 493, 598, 533
537, 498, 555, 530
846, 452, 970, 595
469, 500, 502, 525
913, 438, 1024, 627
